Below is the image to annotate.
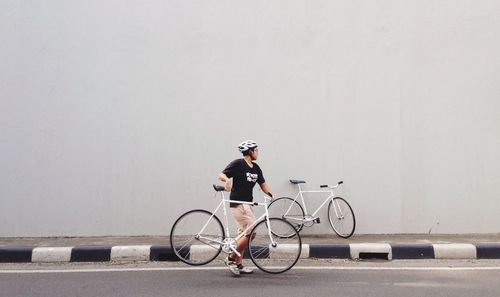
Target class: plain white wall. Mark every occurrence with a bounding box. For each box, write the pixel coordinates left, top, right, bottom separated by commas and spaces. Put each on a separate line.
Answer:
1, 0, 499, 236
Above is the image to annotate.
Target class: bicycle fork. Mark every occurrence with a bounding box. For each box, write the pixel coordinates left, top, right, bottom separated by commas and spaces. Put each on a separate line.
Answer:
331, 198, 345, 219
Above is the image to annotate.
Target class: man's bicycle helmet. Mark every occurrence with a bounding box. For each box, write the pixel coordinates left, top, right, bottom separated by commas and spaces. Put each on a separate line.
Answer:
238, 140, 258, 153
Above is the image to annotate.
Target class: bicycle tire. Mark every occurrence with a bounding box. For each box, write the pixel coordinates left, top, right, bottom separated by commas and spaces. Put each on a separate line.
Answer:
268, 197, 305, 234
248, 218, 301, 274
169, 209, 225, 265
327, 197, 356, 238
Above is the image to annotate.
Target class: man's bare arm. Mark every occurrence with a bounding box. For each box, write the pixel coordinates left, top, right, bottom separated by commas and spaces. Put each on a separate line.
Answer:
259, 182, 273, 198
218, 173, 232, 192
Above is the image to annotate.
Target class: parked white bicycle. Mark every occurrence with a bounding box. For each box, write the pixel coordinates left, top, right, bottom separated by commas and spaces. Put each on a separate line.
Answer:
169, 185, 302, 274
268, 180, 356, 238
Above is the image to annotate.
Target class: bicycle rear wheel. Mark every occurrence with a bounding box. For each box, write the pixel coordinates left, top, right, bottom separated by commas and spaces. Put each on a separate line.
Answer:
248, 218, 301, 274
268, 197, 305, 234
327, 197, 355, 238
169, 209, 224, 265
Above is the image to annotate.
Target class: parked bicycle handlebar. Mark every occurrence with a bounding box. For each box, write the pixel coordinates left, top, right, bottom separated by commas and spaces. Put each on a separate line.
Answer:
320, 181, 343, 188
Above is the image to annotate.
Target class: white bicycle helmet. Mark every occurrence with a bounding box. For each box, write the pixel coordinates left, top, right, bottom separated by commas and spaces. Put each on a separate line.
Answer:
238, 140, 258, 153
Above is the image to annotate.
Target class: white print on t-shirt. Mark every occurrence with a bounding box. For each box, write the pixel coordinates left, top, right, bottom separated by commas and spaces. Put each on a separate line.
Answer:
246, 172, 258, 182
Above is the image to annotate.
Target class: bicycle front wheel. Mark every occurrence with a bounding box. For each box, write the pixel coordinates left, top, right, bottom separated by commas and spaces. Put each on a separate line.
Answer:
248, 218, 301, 274
328, 197, 356, 238
169, 209, 224, 265
268, 197, 305, 234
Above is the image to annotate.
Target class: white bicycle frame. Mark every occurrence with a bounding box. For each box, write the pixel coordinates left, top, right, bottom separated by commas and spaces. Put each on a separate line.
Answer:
285, 183, 344, 223
196, 191, 275, 258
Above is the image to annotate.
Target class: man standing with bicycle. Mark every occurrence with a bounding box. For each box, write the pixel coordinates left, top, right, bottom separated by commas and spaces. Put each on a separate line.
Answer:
218, 140, 273, 276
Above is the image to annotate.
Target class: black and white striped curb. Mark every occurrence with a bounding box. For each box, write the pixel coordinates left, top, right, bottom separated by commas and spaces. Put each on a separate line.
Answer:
1, 243, 500, 263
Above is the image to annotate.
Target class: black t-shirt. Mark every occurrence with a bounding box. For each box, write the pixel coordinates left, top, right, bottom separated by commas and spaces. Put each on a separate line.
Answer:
222, 159, 265, 207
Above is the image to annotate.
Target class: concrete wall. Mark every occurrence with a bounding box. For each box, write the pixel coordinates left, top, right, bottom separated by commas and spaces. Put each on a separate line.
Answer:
1, 0, 499, 236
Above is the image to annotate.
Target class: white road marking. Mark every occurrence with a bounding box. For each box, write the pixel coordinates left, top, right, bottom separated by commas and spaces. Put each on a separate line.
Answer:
1, 266, 500, 274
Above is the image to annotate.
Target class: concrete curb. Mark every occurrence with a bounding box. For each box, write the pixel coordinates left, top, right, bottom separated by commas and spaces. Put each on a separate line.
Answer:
1, 243, 500, 263
350, 243, 392, 260
433, 244, 476, 259
32, 247, 72, 263
111, 245, 152, 262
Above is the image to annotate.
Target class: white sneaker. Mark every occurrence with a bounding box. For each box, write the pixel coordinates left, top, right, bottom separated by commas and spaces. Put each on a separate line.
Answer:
224, 257, 240, 277
237, 264, 253, 274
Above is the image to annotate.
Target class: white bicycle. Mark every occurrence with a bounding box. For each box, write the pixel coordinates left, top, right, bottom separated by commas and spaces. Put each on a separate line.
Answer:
268, 180, 356, 238
169, 185, 302, 274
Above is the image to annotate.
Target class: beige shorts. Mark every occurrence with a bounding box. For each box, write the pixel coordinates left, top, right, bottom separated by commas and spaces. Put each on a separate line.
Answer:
230, 204, 256, 236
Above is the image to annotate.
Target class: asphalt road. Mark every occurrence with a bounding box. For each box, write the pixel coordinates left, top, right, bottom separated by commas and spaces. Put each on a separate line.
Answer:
1, 260, 500, 297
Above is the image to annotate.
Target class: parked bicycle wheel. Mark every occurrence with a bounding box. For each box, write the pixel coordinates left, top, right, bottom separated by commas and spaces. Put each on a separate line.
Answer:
248, 218, 301, 274
170, 209, 225, 265
268, 197, 305, 234
327, 197, 355, 238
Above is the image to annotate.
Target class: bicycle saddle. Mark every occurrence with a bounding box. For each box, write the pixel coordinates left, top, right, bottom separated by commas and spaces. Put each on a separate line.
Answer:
213, 184, 225, 192
289, 179, 306, 184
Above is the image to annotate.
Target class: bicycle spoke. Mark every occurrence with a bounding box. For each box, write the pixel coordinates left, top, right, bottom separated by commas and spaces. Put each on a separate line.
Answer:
170, 210, 224, 265
248, 218, 301, 274
328, 197, 356, 238
268, 197, 305, 235
177, 240, 192, 253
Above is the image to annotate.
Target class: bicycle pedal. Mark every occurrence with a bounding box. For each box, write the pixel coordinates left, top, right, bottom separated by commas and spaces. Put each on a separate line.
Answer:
314, 218, 321, 224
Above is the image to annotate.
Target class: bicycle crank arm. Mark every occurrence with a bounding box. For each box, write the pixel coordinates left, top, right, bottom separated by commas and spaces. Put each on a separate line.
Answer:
229, 246, 241, 257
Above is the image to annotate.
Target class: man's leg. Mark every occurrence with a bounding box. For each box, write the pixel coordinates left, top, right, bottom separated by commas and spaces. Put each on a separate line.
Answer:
229, 204, 256, 264
234, 235, 249, 265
